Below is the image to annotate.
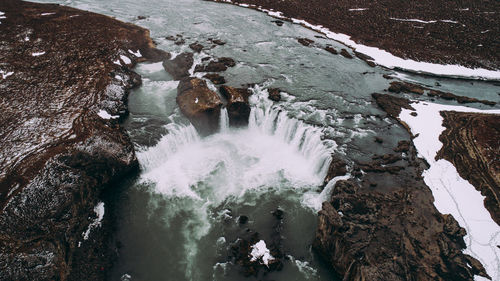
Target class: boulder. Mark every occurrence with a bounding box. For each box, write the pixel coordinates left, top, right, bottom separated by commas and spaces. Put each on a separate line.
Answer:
195, 57, 236, 73
162, 52, 194, 80
177, 78, 223, 136
203, 73, 226, 85
268, 88, 282, 102
189, 42, 204, 53
219, 86, 251, 127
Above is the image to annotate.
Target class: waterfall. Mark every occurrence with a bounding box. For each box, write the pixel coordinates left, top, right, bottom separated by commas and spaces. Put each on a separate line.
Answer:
137, 123, 200, 171
219, 107, 229, 133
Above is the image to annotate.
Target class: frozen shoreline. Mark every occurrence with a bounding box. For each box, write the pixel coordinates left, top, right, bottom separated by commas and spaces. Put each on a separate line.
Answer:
399, 101, 500, 281
214, 0, 500, 81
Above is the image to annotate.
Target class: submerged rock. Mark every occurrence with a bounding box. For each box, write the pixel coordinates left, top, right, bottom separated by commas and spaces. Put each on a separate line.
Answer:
219, 86, 252, 127
297, 37, 314, 46
162, 52, 194, 80
176, 77, 223, 136
0, 1, 163, 280
340, 49, 353, 59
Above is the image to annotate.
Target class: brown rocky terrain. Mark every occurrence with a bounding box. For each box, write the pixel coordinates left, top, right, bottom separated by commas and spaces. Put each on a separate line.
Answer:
0, 1, 167, 280
311, 91, 500, 280
437, 111, 500, 225
176, 77, 223, 136
208, 0, 500, 70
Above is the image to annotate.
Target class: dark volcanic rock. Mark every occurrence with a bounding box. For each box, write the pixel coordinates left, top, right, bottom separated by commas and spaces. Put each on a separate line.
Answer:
437, 111, 500, 225
195, 57, 236, 73
162, 52, 194, 80
428, 90, 496, 106
219, 86, 252, 127
203, 73, 226, 85
339, 49, 353, 59
372, 93, 414, 119
324, 46, 338, 55
323, 155, 347, 184
177, 77, 223, 136
268, 88, 282, 102
0, 1, 163, 280
388, 81, 425, 95
313, 180, 489, 281
297, 37, 314, 46
271, 19, 284, 26
189, 42, 204, 53
210, 38, 226, 45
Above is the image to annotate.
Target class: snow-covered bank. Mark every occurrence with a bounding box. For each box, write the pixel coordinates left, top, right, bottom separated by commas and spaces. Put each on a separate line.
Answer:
399, 102, 500, 281
218, 0, 500, 80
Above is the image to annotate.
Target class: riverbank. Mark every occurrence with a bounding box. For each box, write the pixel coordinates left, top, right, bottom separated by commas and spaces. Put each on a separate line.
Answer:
0, 1, 167, 280
206, 0, 500, 80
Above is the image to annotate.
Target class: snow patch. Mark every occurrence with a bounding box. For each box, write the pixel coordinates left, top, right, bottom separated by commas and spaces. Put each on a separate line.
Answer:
40, 12, 55, 16
32, 51, 46, 56
399, 101, 500, 281
79, 202, 105, 246
0, 11, 6, 24
348, 8, 368, 11
128, 49, 142, 57
390, 17, 437, 24
97, 110, 119, 119
113, 59, 122, 66
249, 240, 275, 266
0, 69, 14, 79
195, 98, 199, 104
120, 55, 132, 65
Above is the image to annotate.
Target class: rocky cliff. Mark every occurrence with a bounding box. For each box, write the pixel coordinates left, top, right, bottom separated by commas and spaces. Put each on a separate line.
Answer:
0, 1, 167, 280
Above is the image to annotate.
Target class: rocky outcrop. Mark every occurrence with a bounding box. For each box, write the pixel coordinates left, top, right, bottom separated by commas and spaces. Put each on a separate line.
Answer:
0, 1, 166, 280
372, 93, 414, 118
194, 57, 236, 73
313, 180, 489, 281
340, 49, 353, 59
268, 88, 282, 102
387, 81, 496, 106
297, 37, 314, 46
162, 52, 194, 80
219, 86, 252, 127
203, 73, 226, 85
437, 111, 500, 225
323, 155, 347, 184
177, 77, 223, 136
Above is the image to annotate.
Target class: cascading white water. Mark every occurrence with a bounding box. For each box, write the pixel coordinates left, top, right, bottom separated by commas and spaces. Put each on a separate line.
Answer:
134, 85, 335, 279
219, 107, 229, 133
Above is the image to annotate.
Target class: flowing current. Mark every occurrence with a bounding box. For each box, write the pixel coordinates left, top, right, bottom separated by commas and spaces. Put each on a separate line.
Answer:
32, 0, 500, 280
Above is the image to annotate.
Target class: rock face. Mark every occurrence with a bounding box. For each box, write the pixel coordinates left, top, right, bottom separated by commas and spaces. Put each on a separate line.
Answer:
219, 86, 252, 127
162, 52, 194, 80
0, 1, 165, 280
313, 180, 489, 281
177, 77, 223, 136
437, 111, 500, 225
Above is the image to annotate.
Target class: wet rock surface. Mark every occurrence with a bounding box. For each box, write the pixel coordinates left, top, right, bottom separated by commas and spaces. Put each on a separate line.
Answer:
437, 111, 500, 225
219, 85, 252, 127
0, 1, 163, 280
226, 210, 285, 277
208, 0, 500, 69
268, 88, 282, 102
162, 52, 194, 80
194, 56, 236, 72
176, 77, 223, 136
387, 81, 496, 106
314, 179, 489, 281
310, 92, 495, 280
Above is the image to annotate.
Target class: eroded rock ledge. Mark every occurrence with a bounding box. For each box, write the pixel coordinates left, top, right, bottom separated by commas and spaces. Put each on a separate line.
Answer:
312, 93, 494, 280
0, 1, 167, 280
437, 111, 500, 225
